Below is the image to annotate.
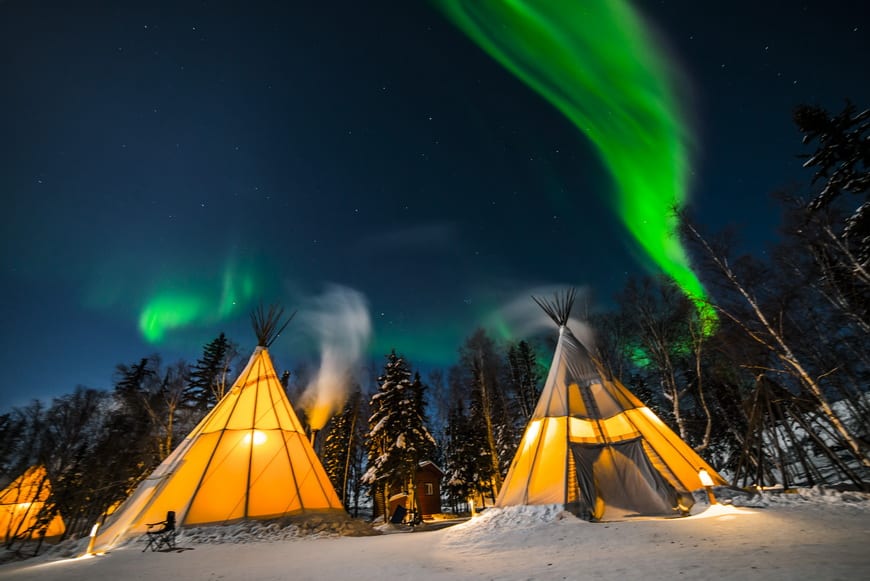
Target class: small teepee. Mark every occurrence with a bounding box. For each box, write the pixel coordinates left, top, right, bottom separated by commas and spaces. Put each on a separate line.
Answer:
0, 465, 66, 542
496, 290, 726, 521
93, 306, 344, 551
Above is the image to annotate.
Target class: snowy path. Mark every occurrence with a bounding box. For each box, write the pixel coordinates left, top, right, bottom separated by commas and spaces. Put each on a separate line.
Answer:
1, 503, 868, 580
439, 504, 870, 580
0, 531, 460, 581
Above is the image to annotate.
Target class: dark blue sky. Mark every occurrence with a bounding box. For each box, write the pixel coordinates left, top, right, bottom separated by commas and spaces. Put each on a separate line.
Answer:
1, 0, 868, 410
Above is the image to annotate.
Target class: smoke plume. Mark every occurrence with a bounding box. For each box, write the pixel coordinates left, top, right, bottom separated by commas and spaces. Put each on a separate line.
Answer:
299, 285, 372, 430
491, 285, 595, 349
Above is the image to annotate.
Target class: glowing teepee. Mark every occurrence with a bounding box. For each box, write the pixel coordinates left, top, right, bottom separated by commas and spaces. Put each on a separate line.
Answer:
0, 465, 66, 542
496, 290, 726, 521
93, 307, 344, 551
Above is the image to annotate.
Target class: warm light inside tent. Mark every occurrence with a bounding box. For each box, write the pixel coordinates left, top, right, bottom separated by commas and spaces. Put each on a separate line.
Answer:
568, 417, 597, 441
523, 420, 543, 452
243, 430, 267, 445
0, 466, 67, 541
89, 346, 345, 554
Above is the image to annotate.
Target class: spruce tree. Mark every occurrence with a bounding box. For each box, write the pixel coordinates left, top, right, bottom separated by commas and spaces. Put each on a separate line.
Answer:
443, 401, 493, 512
184, 333, 235, 413
795, 101, 869, 220
792, 101, 870, 325
107, 357, 165, 492
443, 403, 467, 512
507, 340, 542, 423
362, 350, 436, 520
459, 329, 511, 494
409, 371, 436, 461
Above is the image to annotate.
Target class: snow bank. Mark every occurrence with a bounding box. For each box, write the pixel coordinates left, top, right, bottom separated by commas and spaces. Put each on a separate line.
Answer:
442, 505, 580, 549
726, 485, 870, 508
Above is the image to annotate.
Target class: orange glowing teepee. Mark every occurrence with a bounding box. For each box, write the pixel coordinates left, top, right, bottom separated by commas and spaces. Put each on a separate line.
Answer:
93, 306, 344, 551
0, 465, 66, 542
496, 290, 727, 521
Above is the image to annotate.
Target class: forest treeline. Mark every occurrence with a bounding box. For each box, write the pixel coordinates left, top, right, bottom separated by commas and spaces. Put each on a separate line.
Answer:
1, 102, 867, 552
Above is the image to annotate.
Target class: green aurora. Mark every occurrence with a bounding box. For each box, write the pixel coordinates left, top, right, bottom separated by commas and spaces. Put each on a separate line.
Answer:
435, 0, 715, 327
138, 261, 260, 343
138, 0, 717, 348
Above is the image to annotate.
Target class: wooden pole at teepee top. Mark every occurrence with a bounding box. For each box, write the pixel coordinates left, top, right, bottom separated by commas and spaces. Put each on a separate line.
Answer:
532, 287, 577, 327
250, 304, 295, 347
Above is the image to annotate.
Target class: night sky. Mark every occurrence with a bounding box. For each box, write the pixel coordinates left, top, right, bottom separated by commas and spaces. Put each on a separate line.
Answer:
1, 1, 868, 410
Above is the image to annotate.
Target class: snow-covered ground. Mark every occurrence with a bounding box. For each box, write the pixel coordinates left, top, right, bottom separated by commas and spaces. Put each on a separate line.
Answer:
1, 489, 868, 581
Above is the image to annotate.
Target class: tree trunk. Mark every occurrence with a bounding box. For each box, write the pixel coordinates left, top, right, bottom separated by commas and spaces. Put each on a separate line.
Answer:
691, 324, 713, 452
341, 400, 359, 506
476, 355, 503, 493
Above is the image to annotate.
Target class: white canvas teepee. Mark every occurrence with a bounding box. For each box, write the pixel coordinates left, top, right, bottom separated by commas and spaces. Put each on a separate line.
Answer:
93, 308, 344, 551
497, 291, 726, 521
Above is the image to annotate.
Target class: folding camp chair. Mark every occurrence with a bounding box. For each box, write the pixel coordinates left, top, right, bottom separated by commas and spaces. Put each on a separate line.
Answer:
143, 511, 177, 552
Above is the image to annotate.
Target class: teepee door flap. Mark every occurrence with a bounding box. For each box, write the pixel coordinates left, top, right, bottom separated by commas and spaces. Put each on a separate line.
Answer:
570, 439, 691, 521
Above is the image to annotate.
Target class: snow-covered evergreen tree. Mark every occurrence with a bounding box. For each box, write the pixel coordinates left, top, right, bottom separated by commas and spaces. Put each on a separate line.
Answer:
444, 397, 498, 511
362, 351, 436, 519
460, 329, 513, 492
792, 101, 870, 328
795, 101, 869, 249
